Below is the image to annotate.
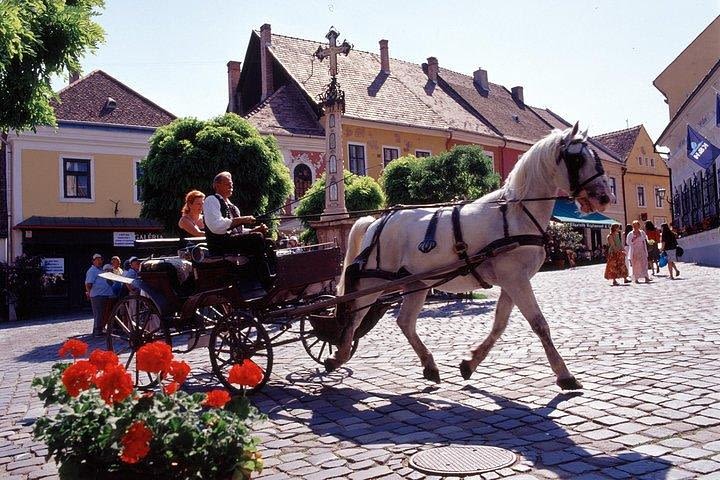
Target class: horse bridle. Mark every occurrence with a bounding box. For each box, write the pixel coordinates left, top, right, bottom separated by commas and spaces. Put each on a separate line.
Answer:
558, 140, 605, 197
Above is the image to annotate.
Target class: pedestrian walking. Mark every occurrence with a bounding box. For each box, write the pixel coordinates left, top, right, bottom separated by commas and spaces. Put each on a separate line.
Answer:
604, 224, 628, 286
661, 223, 681, 280
626, 221, 652, 284
645, 221, 661, 274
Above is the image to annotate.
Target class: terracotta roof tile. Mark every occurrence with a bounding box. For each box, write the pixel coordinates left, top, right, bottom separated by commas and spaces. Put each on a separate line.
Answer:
245, 83, 324, 136
593, 125, 642, 161
51, 70, 175, 128
438, 68, 553, 143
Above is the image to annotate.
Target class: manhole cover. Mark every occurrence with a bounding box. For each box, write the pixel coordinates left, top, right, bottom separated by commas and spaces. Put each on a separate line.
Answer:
409, 445, 517, 475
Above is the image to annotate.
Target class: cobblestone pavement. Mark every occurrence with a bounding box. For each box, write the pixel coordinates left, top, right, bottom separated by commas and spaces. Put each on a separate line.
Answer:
2, 263, 720, 479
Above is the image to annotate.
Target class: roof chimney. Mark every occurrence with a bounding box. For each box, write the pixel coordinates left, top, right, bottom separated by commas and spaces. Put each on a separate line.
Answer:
227, 61, 242, 114
69, 70, 80, 85
260, 23, 273, 100
473, 68, 488, 92
379, 39, 390, 74
427, 57, 438, 83
511, 86, 524, 104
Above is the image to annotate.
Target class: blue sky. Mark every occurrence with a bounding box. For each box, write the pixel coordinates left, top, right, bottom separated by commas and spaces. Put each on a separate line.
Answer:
55, 0, 719, 140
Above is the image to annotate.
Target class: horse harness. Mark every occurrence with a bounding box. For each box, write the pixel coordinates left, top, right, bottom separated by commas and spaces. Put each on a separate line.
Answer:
344, 139, 604, 292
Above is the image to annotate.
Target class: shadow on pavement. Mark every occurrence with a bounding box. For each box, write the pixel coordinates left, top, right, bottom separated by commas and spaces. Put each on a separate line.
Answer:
256, 383, 672, 479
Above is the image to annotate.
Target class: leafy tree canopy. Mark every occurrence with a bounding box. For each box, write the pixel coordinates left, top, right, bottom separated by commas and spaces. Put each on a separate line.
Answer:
0, 0, 105, 132
139, 114, 293, 235
381, 145, 500, 205
294, 172, 385, 243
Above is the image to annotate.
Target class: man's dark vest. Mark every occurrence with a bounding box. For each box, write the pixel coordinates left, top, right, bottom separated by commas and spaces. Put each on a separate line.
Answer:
205, 194, 238, 255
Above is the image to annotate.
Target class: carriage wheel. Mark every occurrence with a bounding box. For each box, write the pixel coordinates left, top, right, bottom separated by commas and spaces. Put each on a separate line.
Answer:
106, 295, 168, 389
299, 295, 359, 365
209, 309, 273, 395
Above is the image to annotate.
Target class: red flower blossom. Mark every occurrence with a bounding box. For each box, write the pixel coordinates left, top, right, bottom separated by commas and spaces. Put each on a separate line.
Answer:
203, 389, 231, 408
163, 381, 179, 395
61, 360, 97, 396
88, 349, 119, 371
58, 339, 88, 359
228, 360, 263, 388
167, 360, 190, 385
95, 364, 133, 405
136, 341, 173, 373
120, 421, 152, 464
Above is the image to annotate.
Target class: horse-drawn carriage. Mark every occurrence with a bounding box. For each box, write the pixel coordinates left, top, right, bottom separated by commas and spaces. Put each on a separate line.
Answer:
103, 124, 614, 394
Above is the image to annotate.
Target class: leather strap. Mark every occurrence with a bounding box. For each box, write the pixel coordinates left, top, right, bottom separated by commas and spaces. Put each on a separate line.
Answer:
418, 208, 443, 253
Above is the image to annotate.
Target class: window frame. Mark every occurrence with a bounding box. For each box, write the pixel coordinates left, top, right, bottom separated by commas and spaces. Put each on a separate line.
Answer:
347, 142, 367, 176
654, 186, 663, 208
609, 177, 617, 204
415, 149, 432, 158
382, 145, 400, 167
637, 185, 646, 207
59, 156, 94, 202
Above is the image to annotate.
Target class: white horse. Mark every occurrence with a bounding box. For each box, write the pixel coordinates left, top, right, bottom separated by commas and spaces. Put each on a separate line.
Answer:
328, 124, 613, 390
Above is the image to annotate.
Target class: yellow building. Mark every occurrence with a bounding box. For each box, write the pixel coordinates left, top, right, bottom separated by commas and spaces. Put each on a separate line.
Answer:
594, 125, 671, 227
3, 70, 174, 310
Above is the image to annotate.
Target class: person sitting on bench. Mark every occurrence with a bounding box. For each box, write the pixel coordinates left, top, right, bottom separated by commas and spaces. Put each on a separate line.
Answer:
203, 171, 275, 287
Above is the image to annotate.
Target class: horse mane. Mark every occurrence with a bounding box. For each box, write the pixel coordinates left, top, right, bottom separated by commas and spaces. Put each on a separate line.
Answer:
502, 129, 565, 201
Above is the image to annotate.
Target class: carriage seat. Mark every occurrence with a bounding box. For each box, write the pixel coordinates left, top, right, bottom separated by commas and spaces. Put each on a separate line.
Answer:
141, 258, 194, 297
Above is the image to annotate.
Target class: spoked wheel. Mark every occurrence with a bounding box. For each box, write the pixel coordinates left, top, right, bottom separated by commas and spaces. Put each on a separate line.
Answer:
209, 309, 273, 395
106, 295, 169, 389
173, 299, 232, 353
299, 295, 358, 365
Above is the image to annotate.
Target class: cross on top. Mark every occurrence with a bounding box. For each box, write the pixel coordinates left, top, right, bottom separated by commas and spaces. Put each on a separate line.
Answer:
314, 27, 352, 77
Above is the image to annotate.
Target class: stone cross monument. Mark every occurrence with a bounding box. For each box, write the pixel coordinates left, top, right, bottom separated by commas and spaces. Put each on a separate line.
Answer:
314, 27, 352, 220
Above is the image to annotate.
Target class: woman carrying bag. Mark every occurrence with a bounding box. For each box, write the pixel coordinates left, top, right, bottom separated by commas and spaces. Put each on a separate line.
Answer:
660, 223, 681, 280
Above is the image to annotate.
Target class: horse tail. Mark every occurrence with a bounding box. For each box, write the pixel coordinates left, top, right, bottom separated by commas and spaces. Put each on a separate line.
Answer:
337, 216, 375, 296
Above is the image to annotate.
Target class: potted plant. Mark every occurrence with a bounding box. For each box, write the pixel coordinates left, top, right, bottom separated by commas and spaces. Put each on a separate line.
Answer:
32, 339, 265, 479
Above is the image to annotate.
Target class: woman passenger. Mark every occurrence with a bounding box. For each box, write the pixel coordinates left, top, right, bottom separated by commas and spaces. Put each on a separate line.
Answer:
604, 224, 628, 286
178, 190, 206, 237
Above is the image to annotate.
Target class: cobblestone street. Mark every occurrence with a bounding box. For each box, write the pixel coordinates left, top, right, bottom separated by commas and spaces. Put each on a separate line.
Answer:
2, 263, 720, 479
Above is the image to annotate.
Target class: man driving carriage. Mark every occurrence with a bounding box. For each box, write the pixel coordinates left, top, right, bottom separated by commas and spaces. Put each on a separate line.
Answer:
203, 171, 276, 287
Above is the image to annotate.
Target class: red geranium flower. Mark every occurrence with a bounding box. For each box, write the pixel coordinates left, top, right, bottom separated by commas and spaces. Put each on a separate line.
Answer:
58, 339, 88, 359
203, 389, 231, 408
61, 360, 97, 396
228, 360, 263, 388
167, 360, 190, 385
163, 381, 179, 395
95, 364, 133, 405
88, 349, 119, 371
136, 341, 173, 373
120, 421, 152, 464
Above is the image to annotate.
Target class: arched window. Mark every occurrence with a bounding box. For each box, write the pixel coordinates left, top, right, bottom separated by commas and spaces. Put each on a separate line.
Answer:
294, 164, 312, 201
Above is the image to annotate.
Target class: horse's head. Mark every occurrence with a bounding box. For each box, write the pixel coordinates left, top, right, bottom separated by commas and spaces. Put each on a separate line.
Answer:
557, 123, 613, 213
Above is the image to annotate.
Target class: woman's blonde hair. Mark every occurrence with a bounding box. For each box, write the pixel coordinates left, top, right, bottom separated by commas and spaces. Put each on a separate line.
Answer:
182, 190, 205, 215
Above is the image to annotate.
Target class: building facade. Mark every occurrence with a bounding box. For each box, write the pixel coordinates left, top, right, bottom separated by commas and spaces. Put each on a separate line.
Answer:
229, 24, 626, 248
655, 18, 720, 266
594, 125, 672, 228
3, 70, 174, 310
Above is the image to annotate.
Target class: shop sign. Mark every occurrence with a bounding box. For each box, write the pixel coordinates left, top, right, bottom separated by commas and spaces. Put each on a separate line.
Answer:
113, 231, 136, 247
41, 257, 64, 275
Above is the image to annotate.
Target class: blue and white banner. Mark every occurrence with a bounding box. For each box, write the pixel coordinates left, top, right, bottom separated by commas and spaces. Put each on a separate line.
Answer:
687, 125, 720, 169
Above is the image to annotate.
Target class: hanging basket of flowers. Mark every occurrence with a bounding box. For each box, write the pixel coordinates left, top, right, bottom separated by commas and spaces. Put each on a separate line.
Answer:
32, 339, 265, 479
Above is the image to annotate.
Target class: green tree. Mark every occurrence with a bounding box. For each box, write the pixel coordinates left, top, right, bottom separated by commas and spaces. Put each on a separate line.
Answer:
0, 0, 105, 132
381, 145, 500, 205
294, 172, 385, 244
139, 114, 293, 235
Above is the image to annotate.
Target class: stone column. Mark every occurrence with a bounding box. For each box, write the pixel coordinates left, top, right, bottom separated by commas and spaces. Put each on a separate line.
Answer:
321, 103, 348, 220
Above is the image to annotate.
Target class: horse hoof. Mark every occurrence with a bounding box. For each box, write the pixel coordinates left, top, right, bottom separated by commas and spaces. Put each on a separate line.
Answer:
459, 360, 473, 380
423, 366, 441, 384
324, 358, 337, 373
557, 376, 583, 390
